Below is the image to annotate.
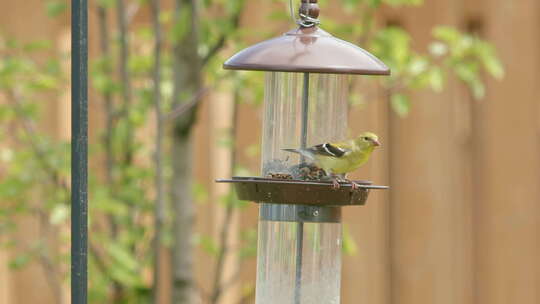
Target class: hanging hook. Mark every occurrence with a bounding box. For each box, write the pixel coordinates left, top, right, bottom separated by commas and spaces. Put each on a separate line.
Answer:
298, 13, 321, 27
289, 0, 321, 28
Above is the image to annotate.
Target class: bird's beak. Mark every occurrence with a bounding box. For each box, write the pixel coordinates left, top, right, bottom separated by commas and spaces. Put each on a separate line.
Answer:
372, 139, 381, 147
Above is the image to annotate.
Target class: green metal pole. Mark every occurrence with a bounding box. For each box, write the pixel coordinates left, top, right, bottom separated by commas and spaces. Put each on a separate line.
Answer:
71, 0, 88, 303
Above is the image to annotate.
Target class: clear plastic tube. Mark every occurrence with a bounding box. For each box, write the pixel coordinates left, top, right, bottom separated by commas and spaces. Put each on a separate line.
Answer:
256, 221, 342, 304
261, 72, 349, 175
255, 72, 349, 304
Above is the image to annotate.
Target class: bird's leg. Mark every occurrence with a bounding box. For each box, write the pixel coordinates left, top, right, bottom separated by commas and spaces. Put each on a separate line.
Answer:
329, 173, 341, 190
350, 181, 361, 190
342, 174, 361, 191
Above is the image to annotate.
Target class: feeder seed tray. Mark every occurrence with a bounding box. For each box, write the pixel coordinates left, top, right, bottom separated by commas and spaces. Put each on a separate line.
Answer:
216, 176, 388, 206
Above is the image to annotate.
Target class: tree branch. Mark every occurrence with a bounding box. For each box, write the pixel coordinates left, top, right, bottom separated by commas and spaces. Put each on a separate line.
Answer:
210, 205, 235, 304
36, 210, 65, 304
3, 78, 70, 304
170, 0, 201, 301
357, 4, 376, 47
116, 0, 134, 164
202, 36, 225, 67
97, 4, 114, 182
97, 1, 120, 241
202, 0, 246, 66
5, 89, 69, 192
126, 2, 141, 25
214, 264, 243, 300
236, 287, 255, 304
18, 236, 65, 304
88, 239, 109, 278
165, 87, 209, 123
96, 5, 131, 301
150, 0, 165, 302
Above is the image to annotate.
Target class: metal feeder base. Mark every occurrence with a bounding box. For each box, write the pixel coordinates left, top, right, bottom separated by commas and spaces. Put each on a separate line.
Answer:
216, 176, 388, 206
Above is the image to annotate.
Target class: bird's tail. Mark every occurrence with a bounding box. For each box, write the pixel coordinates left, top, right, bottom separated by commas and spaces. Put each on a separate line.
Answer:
282, 148, 314, 161
282, 148, 301, 154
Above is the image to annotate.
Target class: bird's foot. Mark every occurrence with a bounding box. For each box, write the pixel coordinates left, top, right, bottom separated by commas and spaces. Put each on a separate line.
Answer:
349, 180, 361, 190
338, 178, 361, 191
332, 178, 341, 190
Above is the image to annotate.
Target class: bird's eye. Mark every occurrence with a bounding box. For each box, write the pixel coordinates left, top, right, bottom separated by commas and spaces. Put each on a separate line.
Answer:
363, 137, 369, 141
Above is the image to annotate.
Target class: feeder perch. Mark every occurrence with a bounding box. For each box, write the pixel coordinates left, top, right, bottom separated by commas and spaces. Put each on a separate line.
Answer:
218, 1, 390, 303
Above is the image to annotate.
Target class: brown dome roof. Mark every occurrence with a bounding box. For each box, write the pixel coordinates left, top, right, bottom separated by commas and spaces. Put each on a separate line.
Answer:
224, 26, 390, 75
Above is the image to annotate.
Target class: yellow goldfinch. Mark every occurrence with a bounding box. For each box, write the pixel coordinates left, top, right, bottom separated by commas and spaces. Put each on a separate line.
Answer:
283, 132, 381, 188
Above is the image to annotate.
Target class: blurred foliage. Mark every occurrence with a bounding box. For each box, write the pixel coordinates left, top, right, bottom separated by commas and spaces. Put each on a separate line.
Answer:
0, 0, 503, 303
0, 28, 70, 304
0, 1, 254, 303
320, 0, 503, 116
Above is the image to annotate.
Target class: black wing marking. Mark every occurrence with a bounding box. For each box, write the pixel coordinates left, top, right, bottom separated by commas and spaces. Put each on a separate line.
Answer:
309, 143, 347, 158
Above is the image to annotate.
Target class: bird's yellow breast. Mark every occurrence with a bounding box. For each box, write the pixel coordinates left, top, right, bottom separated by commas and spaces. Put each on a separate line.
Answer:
314, 148, 373, 175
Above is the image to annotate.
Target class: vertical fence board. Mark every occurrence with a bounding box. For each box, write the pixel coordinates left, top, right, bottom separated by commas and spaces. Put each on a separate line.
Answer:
341, 79, 390, 304
387, 1, 473, 304
0, 248, 10, 303
209, 91, 240, 304
474, 1, 540, 303
194, 97, 213, 303
236, 102, 263, 303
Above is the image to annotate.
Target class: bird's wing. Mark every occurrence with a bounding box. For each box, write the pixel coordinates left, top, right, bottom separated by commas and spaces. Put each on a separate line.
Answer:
308, 142, 350, 158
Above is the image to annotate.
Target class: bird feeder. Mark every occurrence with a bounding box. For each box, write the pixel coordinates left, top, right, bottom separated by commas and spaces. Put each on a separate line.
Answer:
218, 1, 389, 303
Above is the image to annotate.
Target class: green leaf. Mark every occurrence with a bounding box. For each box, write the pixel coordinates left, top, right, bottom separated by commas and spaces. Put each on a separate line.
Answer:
239, 228, 257, 259
368, 0, 383, 8
219, 190, 248, 209
470, 80, 485, 100
408, 57, 429, 76
128, 54, 153, 75
234, 166, 252, 177
217, 135, 233, 148
9, 254, 31, 270
391, 94, 410, 117
482, 53, 504, 79
193, 182, 209, 204
371, 27, 412, 69
109, 266, 141, 287
432, 26, 460, 44
170, 8, 191, 44
92, 72, 118, 94
50, 204, 69, 225
106, 242, 139, 272
428, 41, 448, 57
429, 67, 445, 92
455, 63, 478, 84
28, 74, 59, 91
159, 11, 173, 24
46, 1, 68, 17
383, 0, 423, 6
245, 143, 260, 158
342, 226, 358, 256
342, 0, 360, 11
225, 0, 245, 15
96, 0, 116, 8
45, 59, 62, 76
23, 40, 52, 52
0, 106, 15, 122
196, 235, 219, 256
